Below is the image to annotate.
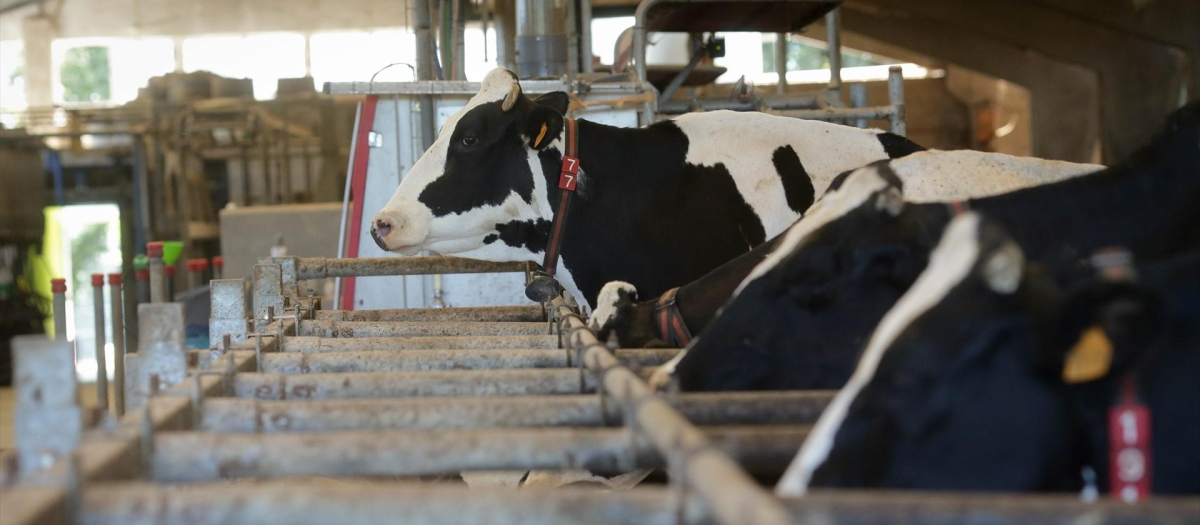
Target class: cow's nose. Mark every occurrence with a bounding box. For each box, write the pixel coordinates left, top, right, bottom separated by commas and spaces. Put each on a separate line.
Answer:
374, 218, 393, 238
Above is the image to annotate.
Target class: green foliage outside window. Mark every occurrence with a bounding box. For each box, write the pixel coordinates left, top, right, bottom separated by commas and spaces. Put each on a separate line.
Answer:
60, 46, 110, 103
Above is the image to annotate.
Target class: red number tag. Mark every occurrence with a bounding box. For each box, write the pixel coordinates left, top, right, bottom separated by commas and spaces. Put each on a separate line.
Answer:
1109, 402, 1152, 503
559, 155, 580, 191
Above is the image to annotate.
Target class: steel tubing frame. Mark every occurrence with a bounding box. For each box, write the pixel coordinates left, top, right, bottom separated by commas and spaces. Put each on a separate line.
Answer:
232, 369, 597, 399
295, 256, 531, 280
553, 297, 796, 525
199, 391, 832, 432
150, 426, 808, 482
314, 304, 546, 322
299, 320, 549, 338
281, 335, 561, 352
259, 348, 681, 374
75, 482, 1200, 525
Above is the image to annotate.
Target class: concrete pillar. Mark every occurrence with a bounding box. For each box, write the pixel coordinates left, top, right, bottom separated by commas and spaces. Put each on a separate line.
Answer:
21, 16, 56, 108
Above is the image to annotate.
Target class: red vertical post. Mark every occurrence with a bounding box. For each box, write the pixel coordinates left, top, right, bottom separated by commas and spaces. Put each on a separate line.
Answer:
340, 95, 380, 311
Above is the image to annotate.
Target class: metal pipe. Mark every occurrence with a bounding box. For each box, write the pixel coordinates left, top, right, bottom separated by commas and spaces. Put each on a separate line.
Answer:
850, 83, 868, 129
657, 93, 822, 114
91, 274, 109, 411
776, 33, 788, 95
260, 349, 680, 374
516, 0, 568, 78
413, 0, 438, 151
555, 298, 794, 525
200, 391, 831, 432
826, 7, 843, 105
78, 483, 1200, 525
147, 242, 165, 303
108, 274, 126, 416
233, 369, 595, 399
493, 0, 518, 71
150, 426, 805, 482
296, 256, 529, 280
772, 105, 898, 121
580, 0, 594, 73
888, 65, 907, 137
314, 304, 545, 322
299, 320, 548, 338
83, 483, 683, 525
51, 278, 67, 341
282, 335, 560, 352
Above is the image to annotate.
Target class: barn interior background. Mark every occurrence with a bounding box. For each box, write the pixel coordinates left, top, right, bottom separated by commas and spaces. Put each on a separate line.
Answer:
0, 0, 1196, 523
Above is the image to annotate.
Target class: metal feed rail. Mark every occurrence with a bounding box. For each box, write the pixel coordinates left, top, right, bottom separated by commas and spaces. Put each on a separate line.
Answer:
2, 255, 1196, 525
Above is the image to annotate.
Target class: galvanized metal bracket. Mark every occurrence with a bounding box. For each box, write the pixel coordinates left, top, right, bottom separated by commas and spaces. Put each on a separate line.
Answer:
12, 336, 82, 477
252, 263, 285, 332
209, 279, 250, 344
129, 303, 187, 411
265, 256, 300, 302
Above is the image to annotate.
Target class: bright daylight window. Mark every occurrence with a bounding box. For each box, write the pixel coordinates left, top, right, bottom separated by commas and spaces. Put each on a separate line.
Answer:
52, 37, 174, 106
183, 33, 306, 99
0, 40, 26, 127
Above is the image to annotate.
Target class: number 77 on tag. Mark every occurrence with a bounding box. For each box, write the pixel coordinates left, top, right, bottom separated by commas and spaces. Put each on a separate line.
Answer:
559, 155, 580, 191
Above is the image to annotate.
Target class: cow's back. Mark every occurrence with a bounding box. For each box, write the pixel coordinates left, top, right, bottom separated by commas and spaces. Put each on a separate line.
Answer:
670, 111, 901, 238
892, 150, 1104, 203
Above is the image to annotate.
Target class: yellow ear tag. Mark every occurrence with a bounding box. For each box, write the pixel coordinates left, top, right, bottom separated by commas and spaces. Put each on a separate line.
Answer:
1062, 325, 1114, 384
533, 123, 548, 148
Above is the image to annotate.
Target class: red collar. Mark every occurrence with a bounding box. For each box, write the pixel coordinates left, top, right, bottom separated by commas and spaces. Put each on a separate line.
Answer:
655, 287, 693, 347
525, 118, 581, 302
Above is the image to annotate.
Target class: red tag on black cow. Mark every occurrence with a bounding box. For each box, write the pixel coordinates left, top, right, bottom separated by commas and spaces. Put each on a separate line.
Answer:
559, 155, 580, 191
1109, 401, 1152, 502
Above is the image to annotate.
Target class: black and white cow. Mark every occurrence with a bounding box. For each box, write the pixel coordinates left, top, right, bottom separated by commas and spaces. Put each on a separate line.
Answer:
654, 101, 1200, 391
592, 149, 1102, 347
777, 212, 1199, 496
370, 68, 923, 309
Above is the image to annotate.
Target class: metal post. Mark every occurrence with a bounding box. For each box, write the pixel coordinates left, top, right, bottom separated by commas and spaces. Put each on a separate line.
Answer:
130, 303, 187, 411
164, 265, 176, 302
107, 273, 126, 417
210, 279, 251, 344
91, 274, 109, 412
776, 33, 788, 95
211, 256, 223, 279
51, 278, 67, 342
850, 83, 868, 129
888, 66, 907, 137
147, 242, 164, 304
826, 7, 843, 106
516, 0, 568, 78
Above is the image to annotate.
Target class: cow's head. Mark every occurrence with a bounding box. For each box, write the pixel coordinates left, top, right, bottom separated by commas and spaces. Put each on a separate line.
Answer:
670, 164, 953, 392
778, 213, 1095, 495
372, 68, 570, 256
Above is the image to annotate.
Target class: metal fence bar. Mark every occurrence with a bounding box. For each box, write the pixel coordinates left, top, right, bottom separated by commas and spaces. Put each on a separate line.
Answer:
260, 349, 680, 374
150, 426, 806, 482
887, 66, 907, 136
555, 297, 795, 525
108, 274, 127, 417
199, 391, 830, 432
314, 304, 546, 322
295, 256, 531, 280
281, 335, 562, 352
232, 369, 602, 399
299, 320, 549, 338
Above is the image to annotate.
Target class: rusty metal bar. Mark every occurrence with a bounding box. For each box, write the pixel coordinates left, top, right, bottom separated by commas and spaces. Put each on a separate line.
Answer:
91, 274, 109, 412
314, 304, 546, 322
295, 256, 531, 280
233, 369, 595, 399
281, 335, 561, 352
108, 274, 126, 417
555, 297, 795, 525
200, 391, 831, 432
259, 349, 679, 374
81, 483, 680, 525
299, 320, 548, 338
150, 426, 806, 482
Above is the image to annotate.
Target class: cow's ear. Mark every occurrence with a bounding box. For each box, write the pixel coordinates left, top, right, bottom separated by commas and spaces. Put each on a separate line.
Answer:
524, 104, 564, 150
532, 91, 570, 115
1057, 282, 1161, 384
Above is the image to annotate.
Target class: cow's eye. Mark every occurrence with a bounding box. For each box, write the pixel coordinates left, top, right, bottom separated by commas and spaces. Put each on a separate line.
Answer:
461, 136, 478, 146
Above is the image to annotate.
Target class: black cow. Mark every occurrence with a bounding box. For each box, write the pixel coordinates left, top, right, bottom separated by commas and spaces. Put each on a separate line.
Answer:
777, 213, 1199, 496
662, 101, 1200, 392
370, 68, 922, 309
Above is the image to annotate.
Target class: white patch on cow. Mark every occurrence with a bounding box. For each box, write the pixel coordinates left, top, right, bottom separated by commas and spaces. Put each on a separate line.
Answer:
671, 111, 893, 236
590, 281, 637, 330
735, 168, 894, 295
890, 150, 1102, 203
775, 213, 985, 496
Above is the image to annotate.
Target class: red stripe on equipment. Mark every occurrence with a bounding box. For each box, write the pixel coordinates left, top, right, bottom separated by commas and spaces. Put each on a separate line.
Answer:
51, 278, 67, 293
164, 266, 176, 277
107, 273, 122, 285
136, 269, 150, 281
146, 242, 163, 258
91, 274, 104, 287
341, 95, 380, 311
